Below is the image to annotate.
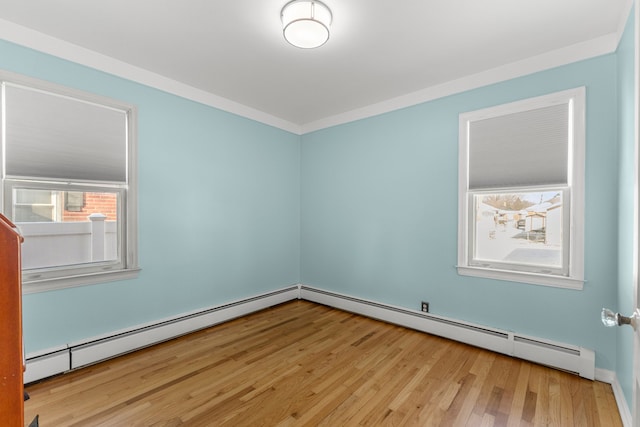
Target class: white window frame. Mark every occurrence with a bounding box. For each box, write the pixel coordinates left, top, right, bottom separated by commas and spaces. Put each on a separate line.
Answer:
457, 87, 585, 289
0, 71, 139, 293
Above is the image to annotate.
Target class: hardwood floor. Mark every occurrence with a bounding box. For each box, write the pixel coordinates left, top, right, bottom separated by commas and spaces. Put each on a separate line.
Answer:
24, 300, 621, 426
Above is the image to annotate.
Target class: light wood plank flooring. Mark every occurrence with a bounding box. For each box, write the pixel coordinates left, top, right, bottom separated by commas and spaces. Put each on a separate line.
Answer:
24, 300, 621, 426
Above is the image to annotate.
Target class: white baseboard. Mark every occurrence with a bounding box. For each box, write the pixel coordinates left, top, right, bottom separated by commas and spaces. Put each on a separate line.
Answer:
25, 282, 624, 425
24, 347, 70, 384
299, 285, 595, 379
596, 368, 632, 427
70, 285, 299, 369
25, 285, 299, 383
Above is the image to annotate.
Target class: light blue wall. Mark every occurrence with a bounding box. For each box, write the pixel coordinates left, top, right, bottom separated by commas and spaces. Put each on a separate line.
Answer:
0, 40, 301, 353
0, 17, 632, 382
617, 6, 636, 409
301, 55, 620, 369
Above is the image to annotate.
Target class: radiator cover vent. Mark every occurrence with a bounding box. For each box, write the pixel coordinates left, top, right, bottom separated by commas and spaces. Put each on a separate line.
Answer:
299, 285, 595, 379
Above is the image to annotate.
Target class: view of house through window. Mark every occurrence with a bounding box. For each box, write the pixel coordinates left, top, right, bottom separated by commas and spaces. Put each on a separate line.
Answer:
13, 187, 120, 270
472, 191, 563, 270
14, 189, 118, 223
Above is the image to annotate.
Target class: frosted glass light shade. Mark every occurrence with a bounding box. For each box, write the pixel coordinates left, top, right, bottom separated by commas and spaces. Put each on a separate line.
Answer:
281, 0, 332, 49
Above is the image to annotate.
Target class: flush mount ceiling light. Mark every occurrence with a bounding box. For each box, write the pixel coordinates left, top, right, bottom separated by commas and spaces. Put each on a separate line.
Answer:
281, 0, 332, 49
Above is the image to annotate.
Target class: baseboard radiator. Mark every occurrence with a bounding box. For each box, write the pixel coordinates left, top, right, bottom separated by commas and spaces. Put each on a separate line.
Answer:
299, 286, 595, 379
24, 286, 299, 384
25, 284, 595, 384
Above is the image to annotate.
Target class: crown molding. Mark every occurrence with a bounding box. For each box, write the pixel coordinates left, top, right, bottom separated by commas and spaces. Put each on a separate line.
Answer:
0, 18, 302, 135
0, 6, 630, 137
301, 33, 621, 134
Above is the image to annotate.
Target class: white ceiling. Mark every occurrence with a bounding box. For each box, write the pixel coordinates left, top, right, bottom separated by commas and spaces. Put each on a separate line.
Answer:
0, 0, 632, 134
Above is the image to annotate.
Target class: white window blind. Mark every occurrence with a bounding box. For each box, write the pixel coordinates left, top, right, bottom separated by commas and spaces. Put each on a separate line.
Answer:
4, 83, 127, 183
468, 103, 569, 189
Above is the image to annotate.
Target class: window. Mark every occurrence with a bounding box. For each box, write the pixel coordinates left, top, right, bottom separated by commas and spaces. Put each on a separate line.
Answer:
457, 88, 585, 289
1, 74, 139, 293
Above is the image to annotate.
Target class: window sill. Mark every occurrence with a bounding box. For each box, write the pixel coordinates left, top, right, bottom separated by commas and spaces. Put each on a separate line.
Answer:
456, 265, 584, 290
22, 268, 141, 294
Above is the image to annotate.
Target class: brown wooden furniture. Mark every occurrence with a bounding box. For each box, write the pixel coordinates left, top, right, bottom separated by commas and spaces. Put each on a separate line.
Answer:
0, 213, 24, 426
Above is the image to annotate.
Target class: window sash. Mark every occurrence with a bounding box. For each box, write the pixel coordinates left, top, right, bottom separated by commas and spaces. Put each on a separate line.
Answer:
4, 179, 126, 283
467, 187, 570, 277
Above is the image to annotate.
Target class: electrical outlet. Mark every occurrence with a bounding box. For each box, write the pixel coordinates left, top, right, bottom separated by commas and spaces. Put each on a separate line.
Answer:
421, 301, 429, 313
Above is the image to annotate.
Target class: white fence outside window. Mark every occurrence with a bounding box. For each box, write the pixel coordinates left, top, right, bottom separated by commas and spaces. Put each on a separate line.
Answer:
18, 215, 117, 270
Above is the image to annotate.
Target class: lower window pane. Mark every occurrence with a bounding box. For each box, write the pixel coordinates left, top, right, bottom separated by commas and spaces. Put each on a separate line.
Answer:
473, 191, 563, 270
14, 188, 119, 270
